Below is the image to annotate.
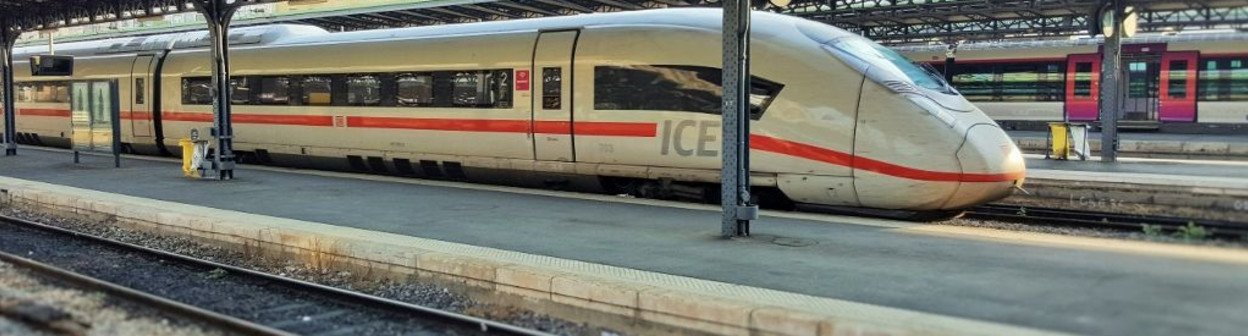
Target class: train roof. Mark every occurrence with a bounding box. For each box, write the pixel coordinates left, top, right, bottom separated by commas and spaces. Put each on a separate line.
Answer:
892, 31, 1248, 52
13, 9, 839, 59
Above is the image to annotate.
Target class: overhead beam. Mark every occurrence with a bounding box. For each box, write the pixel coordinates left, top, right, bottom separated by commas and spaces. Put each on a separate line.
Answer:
585, 0, 648, 10
461, 4, 521, 18
493, 1, 562, 16
532, 0, 598, 13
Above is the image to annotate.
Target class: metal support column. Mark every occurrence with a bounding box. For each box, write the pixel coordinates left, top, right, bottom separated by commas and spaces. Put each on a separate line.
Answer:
1099, 0, 1124, 162
1, 22, 18, 157
193, 0, 239, 179
721, 1, 756, 238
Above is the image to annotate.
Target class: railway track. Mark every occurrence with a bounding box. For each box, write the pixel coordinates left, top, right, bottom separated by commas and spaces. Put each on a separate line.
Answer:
966, 204, 1248, 240
0, 214, 552, 336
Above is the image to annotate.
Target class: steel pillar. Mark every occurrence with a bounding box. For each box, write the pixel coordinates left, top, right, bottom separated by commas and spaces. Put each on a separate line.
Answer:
1099, 0, 1124, 163
1, 22, 18, 157
721, 1, 756, 238
193, 0, 239, 179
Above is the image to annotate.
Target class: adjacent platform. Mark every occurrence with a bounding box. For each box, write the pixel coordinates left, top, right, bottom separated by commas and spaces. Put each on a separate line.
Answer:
1010, 130, 1248, 160
1021, 156, 1248, 220
2, 148, 1248, 336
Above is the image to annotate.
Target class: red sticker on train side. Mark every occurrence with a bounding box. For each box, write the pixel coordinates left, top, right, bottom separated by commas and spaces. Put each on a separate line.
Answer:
516, 70, 530, 91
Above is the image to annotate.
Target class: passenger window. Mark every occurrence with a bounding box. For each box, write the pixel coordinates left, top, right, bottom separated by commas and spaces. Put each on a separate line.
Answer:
15, 83, 34, 103
450, 70, 512, 108
396, 73, 434, 107
135, 78, 145, 104
257, 77, 291, 105
593, 65, 782, 119
230, 77, 251, 105
951, 64, 997, 101
542, 67, 561, 109
1168, 60, 1188, 99
346, 75, 382, 106
1073, 62, 1093, 98
181, 77, 213, 105
301, 76, 332, 106
55, 83, 69, 103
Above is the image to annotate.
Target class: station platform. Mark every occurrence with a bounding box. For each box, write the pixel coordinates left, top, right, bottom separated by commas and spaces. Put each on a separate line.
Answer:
1, 148, 1247, 336
1021, 156, 1248, 220
1009, 130, 1248, 160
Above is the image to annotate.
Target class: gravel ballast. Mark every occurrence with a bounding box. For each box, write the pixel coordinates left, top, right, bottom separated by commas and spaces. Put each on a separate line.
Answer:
0, 259, 225, 336
0, 205, 597, 336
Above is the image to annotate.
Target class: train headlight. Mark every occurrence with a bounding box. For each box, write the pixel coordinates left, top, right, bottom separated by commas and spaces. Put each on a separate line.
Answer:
904, 93, 957, 127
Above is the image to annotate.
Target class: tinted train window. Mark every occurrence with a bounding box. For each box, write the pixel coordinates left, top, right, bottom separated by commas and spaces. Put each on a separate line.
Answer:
450, 70, 512, 108
182, 77, 213, 105
396, 73, 434, 107
347, 75, 382, 106
257, 77, 291, 105
230, 77, 251, 104
1073, 62, 1094, 98
301, 76, 332, 106
542, 67, 561, 110
1198, 57, 1248, 101
950, 62, 1065, 102
135, 79, 145, 104
11, 82, 69, 103
951, 65, 996, 101
593, 65, 782, 119
1167, 60, 1188, 99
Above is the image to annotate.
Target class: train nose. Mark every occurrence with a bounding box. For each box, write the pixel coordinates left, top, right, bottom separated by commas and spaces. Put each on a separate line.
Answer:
942, 124, 1027, 209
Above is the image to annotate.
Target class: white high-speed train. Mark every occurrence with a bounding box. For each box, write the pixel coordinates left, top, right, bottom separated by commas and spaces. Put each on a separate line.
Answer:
3, 9, 1025, 218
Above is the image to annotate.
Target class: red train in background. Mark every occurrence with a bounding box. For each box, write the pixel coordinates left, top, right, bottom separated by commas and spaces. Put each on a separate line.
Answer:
897, 32, 1248, 133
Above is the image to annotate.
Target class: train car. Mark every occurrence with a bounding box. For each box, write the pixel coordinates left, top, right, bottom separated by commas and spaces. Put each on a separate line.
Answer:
895, 32, 1248, 132
2, 8, 1025, 218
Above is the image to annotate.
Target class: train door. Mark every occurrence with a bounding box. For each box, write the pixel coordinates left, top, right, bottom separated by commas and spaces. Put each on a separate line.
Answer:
1065, 54, 1100, 121
1159, 51, 1198, 122
128, 55, 155, 137
1122, 54, 1161, 122
530, 30, 578, 162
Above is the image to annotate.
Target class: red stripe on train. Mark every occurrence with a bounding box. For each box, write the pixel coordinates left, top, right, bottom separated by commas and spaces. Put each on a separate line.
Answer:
163, 111, 334, 126
17, 109, 71, 117
749, 135, 1024, 183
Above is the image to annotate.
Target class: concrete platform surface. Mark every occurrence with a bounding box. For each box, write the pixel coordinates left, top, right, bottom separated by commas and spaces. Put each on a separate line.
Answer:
1009, 130, 1248, 159
1009, 131, 1248, 144
3, 149, 1248, 336
1025, 156, 1248, 188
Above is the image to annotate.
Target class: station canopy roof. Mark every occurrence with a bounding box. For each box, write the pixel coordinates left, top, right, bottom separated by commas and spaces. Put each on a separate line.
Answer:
1, 0, 1246, 45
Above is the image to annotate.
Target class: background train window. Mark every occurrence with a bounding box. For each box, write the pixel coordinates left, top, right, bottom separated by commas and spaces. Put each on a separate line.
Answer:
396, 73, 434, 107
13, 82, 69, 103
135, 79, 145, 104
182, 77, 213, 105
1199, 57, 1248, 101
15, 83, 35, 103
951, 65, 996, 101
542, 67, 561, 109
1167, 60, 1188, 99
346, 75, 382, 106
1126, 62, 1156, 99
301, 76, 332, 106
1074, 62, 1093, 98
949, 62, 1064, 101
230, 77, 251, 104
257, 77, 291, 105
593, 65, 782, 119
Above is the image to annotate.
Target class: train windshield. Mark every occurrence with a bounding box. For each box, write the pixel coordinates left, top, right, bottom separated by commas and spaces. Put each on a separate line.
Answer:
830, 37, 955, 94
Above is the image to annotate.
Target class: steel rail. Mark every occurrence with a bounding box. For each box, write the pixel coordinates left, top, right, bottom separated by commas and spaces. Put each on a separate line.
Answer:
966, 204, 1248, 239
0, 250, 296, 336
0, 214, 554, 336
